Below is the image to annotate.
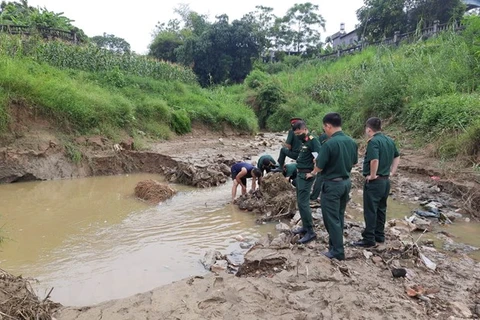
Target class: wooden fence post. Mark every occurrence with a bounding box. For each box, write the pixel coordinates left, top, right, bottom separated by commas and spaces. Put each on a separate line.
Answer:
394, 31, 400, 44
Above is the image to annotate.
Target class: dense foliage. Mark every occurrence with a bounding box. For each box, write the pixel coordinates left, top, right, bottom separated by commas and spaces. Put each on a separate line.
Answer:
149, 3, 326, 85
238, 16, 480, 159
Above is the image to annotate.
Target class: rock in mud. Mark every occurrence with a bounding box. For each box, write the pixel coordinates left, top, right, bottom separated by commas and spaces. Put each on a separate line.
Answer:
275, 222, 291, 232
134, 179, 176, 204
451, 301, 473, 318
201, 250, 223, 270
444, 211, 463, 221
211, 260, 228, 273
236, 248, 289, 277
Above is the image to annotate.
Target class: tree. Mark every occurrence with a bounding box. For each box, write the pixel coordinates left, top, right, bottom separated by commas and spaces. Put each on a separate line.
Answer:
241, 6, 277, 54
356, 0, 407, 42
190, 15, 260, 85
282, 2, 326, 52
0, 0, 87, 40
149, 30, 182, 62
356, 0, 466, 42
405, 0, 466, 29
91, 33, 131, 54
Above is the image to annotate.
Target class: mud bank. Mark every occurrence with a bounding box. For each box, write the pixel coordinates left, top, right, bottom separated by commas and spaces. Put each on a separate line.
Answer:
2, 123, 480, 319
55, 224, 480, 320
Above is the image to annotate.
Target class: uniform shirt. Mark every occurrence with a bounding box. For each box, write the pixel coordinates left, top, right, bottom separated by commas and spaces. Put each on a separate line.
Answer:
257, 155, 276, 170
231, 162, 254, 178
318, 133, 329, 146
284, 163, 297, 178
296, 135, 321, 170
363, 132, 400, 176
316, 131, 358, 180
285, 129, 303, 153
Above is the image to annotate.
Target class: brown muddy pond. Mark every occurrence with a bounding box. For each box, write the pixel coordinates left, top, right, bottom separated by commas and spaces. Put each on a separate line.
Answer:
0, 174, 275, 306
348, 190, 480, 261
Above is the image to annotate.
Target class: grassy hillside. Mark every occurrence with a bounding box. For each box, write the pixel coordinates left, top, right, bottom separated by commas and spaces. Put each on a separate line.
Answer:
239, 17, 480, 160
0, 35, 258, 140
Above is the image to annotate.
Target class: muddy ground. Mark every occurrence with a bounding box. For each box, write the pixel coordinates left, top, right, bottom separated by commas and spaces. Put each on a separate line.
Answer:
1, 115, 480, 319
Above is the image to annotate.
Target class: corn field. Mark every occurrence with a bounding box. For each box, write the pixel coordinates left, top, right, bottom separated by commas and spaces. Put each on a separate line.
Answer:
0, 34, 198, 85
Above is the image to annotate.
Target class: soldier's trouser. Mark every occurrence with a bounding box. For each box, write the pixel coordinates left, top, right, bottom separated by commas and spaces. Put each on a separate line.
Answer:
278, 148, 299, 167
362, 179, 390, 243
296, 172, 315, 230
321, 179, 351, 259
310, 175, 323, 200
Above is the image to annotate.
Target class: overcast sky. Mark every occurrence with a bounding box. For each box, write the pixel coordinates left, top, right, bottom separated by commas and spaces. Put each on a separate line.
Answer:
27, 0, 365, 54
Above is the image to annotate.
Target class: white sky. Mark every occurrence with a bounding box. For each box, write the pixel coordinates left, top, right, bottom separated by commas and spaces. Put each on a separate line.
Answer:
27, 0, 365, 54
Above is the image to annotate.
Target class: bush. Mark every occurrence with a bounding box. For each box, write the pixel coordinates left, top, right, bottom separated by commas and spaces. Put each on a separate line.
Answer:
253, 81, 286, 129
64, 142, 82, 163
170, 109, 191, 134
282, 55, 304, 68
0, 89, 9, 132
405, 94, 480, 135
245, 69, 269, 89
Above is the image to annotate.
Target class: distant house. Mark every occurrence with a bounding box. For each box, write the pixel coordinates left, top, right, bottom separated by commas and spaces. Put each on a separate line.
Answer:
328, 23, 359, 49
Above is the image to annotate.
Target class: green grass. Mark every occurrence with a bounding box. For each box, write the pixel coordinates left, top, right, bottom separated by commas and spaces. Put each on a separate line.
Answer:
241, 21, 480, 159
0, 54, 258, 138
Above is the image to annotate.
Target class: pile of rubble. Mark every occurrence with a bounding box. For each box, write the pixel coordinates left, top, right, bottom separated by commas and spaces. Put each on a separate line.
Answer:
234, 173, 297, 221
0, 268, 61, 319
164, 162, 231, 188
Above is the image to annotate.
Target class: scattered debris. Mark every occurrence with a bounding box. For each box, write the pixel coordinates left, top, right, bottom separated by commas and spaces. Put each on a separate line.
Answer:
0, 269, 61, 320
419, 253, 437, 271
235, 173, 297, 221
164, 162, 228, 188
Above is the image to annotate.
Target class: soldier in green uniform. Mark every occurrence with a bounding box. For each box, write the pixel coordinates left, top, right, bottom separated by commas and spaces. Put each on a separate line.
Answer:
310, 132, 329, 202
291, 120, 321, 244
310, 113, 358, 260
277, 118, 303, 168
283, 162, 297, 187
353, 117, 400, 247
257, 154, 277, 176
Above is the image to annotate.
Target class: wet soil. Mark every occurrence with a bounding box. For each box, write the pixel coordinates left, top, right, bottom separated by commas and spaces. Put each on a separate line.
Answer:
1, 111, 479, 319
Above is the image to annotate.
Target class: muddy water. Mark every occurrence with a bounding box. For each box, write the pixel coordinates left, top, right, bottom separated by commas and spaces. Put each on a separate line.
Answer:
348, 190, 480, 260
0, 174, 275, 306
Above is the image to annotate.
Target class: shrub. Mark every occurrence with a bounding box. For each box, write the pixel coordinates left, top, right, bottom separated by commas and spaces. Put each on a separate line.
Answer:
170, 109, 191, 134
245, 69, 269, 89
405, 94, 480, 135
254, 81, 286, 129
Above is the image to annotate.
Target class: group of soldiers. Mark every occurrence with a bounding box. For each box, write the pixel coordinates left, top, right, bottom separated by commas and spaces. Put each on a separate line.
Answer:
230, 112, 400, 261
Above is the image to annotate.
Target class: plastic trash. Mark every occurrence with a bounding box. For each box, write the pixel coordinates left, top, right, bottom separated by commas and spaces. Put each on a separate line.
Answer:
419, 253, 437, 271
414, 209, 439, 218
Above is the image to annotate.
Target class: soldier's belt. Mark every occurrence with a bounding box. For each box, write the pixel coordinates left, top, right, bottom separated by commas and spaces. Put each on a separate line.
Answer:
297, 168, 313, 173
325, 177, 349, 182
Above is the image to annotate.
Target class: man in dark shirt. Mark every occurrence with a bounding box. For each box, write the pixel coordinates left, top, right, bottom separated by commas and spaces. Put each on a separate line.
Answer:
353, 117, 400, 247
257, 154, 277, 176
310, 113, 358, 260
231, 162, 262, 200
277, 117, 303, 168
283, 162, 297, 187
291, 120, 321, 244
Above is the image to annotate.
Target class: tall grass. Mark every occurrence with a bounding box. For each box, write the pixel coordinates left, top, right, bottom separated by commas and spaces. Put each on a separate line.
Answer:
0, 34, 198, 85
244, 24, 480, 158
0, 54, 258, 136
